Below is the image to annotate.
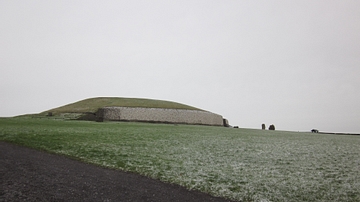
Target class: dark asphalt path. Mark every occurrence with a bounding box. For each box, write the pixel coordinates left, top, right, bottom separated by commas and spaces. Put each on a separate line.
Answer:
1, 141, 233, 202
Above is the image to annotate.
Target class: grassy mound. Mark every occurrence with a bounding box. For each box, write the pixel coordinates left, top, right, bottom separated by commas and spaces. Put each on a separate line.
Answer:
43, 97, 203, 115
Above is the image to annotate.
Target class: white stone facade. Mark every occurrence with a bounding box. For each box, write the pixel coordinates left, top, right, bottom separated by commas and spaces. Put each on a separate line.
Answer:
97, 107, 224, 126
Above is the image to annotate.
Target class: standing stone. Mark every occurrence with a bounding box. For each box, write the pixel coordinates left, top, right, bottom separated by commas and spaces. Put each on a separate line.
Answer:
269, 124, 275, 130
262, 124, 266, 130
223, 119, 229, 127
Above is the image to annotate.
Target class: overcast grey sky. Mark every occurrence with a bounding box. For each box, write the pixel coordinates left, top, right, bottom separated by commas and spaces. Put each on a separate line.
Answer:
1, 0, 359, 133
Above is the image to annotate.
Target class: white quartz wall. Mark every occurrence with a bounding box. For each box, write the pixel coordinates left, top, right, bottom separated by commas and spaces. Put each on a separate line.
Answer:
98, 107, 224, 126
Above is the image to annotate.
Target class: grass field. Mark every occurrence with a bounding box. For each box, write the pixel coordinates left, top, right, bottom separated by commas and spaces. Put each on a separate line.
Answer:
1, 118, 359, 201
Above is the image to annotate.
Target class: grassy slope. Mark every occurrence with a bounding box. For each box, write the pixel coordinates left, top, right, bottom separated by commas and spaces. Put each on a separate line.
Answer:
42, 97, 204, 115
1, 118, 359, 202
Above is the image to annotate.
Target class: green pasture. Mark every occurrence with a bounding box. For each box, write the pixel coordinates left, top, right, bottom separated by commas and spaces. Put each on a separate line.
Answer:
1, 118, 359, 202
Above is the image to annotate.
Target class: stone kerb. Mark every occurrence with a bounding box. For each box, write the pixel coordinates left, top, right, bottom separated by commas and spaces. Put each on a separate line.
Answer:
98, 107, 223, 126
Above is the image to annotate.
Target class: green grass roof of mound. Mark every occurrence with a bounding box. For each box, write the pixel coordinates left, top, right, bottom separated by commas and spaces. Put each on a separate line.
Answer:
43, 97, 204, 115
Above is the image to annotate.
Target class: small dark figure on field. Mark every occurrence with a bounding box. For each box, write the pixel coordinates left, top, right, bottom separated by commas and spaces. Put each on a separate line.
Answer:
311, 129, 319, 133
262, 124, 266, 130
269, 124, 275, 130
47, 112, 53, 117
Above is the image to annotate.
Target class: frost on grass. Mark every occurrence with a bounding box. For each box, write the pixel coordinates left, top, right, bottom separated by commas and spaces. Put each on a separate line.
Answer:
62, 125, 360, 202
1, 120, 359, 202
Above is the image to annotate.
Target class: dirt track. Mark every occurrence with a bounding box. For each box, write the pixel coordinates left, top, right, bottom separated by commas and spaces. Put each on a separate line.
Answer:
1, 141, 233, 202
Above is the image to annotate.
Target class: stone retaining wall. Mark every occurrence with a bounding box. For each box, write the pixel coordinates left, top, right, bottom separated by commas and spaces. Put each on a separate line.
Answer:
97, 107, 224, 126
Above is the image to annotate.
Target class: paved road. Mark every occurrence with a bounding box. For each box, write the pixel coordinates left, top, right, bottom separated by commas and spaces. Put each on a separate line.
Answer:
1, 141, 233, 202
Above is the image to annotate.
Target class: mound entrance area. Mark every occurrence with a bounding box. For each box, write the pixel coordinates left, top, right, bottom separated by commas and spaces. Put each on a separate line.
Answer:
43, 97, 226, 126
